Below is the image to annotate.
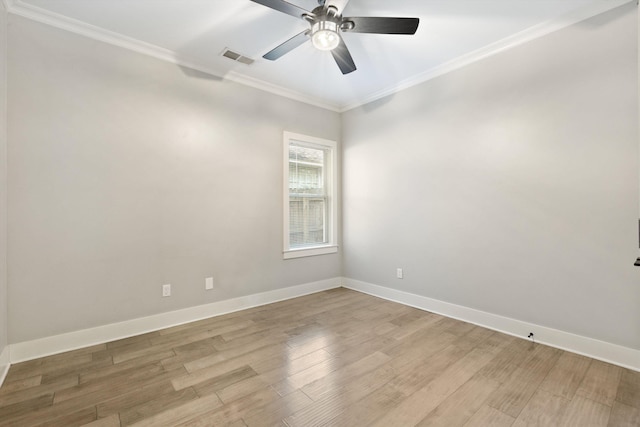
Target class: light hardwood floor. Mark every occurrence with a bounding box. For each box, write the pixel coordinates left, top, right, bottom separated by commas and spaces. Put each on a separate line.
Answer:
0, 288, 638, 426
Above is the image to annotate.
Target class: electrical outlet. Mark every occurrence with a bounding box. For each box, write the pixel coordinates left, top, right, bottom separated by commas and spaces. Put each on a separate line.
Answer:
205, 277, 214, 290
162, 284, 171, 297
396, 268, 403, 279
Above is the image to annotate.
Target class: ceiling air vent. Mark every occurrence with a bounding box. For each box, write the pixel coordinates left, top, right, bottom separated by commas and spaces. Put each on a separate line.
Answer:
221, 48, 255, 65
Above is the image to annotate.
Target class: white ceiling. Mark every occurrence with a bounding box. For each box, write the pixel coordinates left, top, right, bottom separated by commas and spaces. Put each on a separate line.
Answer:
5, 0, 630, 111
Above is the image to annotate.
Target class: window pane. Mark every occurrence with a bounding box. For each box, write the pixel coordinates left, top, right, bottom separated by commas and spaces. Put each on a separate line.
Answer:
289, 145, 325, 196
289, 145, 324, 164
289, 143, 328, 247
289, 197, 327, 247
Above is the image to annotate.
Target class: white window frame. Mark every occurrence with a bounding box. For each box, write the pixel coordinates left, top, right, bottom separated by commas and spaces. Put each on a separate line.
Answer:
283, 131, 338, 259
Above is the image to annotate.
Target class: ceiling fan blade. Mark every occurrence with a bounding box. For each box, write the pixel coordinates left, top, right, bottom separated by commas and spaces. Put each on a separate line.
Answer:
250, 0, 312, 20
263, 31, 309, 60
342, 17, 419, 34
331, 36, 356, 75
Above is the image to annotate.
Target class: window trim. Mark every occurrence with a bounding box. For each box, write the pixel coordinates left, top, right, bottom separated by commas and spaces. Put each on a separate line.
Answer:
283, 131, 338, 259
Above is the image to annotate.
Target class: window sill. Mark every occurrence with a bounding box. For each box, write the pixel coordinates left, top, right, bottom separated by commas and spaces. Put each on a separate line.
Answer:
283, 245, 338, 259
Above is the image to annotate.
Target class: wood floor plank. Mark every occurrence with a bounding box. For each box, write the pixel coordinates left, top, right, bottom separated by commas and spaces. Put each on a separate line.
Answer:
385, 344, 469, 398
283, 390, 359, 427
451, 326, 496, 352
463, 405, 515, 427
271, 357, 342, 397
370, 321, 398, 336
160, 339, 219, 372
388, 313, 443, 340
0, 375, 42, 394
96, 380, 170, 415
301, 351, 390, 400
0, 393, 54, 424
174, 344, 284, 388
475, 338, 532, 384
173, 387, 281, 427
327, 335, 397, 367
575, 360, 622, 407
54, 366, 189, 417
0, 392, 97, 426
486, 344, 562, 418
608, 401, 640, 427
216, 376, 272, 404
192, 366, 259, 398
415, 376, 501, 426
314, 342, 453, 426
616, 368, 640, 410
539, 352, 591, 400
156, 315, 252, 339
242, 390, 313, 427
283, 353, 409, 427
212, 329, 287, 354
512, 389, 570, 427
382, 325, 456, 359
31, 406, 97, 427
250, 348, 332, 378
80, 414, 121, 427
111, 329, 225, 365
558, 395, 611, 426
0, 374, 79, 407
319, 384, 406, 427
80, 350, 176, 384
6, 354, 94, 384
106, 332, 159, 349
6, 345, 106, 381
441, 317, 477, 337
370, 348, 497, 427
118, 387, 199, 426
0, 288, 634, 427
128, 394, 222, 427
98, 338, 153, 359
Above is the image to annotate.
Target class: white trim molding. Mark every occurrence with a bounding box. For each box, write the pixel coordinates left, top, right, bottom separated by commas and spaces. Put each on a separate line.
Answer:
4, 0, 633, 113
340, 0, 635, 111
0, 345, 9, 387
9, 278, 341, 363
6, 278, 640, 372
343, 278, 640, 372
3, 0, 341, 112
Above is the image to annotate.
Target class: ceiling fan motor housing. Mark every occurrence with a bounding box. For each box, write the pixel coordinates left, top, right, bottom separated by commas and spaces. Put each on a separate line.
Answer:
309, 6, 341, 51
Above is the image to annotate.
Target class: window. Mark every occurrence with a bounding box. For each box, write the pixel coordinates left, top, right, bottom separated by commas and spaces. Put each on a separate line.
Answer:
283, 132, 338, 259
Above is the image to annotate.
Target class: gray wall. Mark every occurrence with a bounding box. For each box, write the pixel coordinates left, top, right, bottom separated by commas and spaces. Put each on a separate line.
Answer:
7, 15, 341, 343
0, 2, 8, 355
5, 3, 639, 352
342, 4, 640, 350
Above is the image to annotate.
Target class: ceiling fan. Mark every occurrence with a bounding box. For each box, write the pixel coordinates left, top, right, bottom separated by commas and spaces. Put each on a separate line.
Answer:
250, 0, 420, 75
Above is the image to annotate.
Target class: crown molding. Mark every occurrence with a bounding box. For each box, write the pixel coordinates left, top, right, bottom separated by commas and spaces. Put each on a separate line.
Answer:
339, 0, 635, 112
224, 70, 341, 112
5, 0, 633, 113
4, 0, 342, 112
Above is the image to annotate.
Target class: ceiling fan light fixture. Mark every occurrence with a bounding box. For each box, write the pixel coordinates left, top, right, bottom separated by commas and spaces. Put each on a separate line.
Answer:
311, 20, 340, 51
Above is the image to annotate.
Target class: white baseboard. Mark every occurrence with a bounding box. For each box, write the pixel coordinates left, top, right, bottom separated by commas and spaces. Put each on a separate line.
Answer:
343, 278, 640, 372
9, 278, 341, 363
0, 345, 10, 387
10, 276, 639, 373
